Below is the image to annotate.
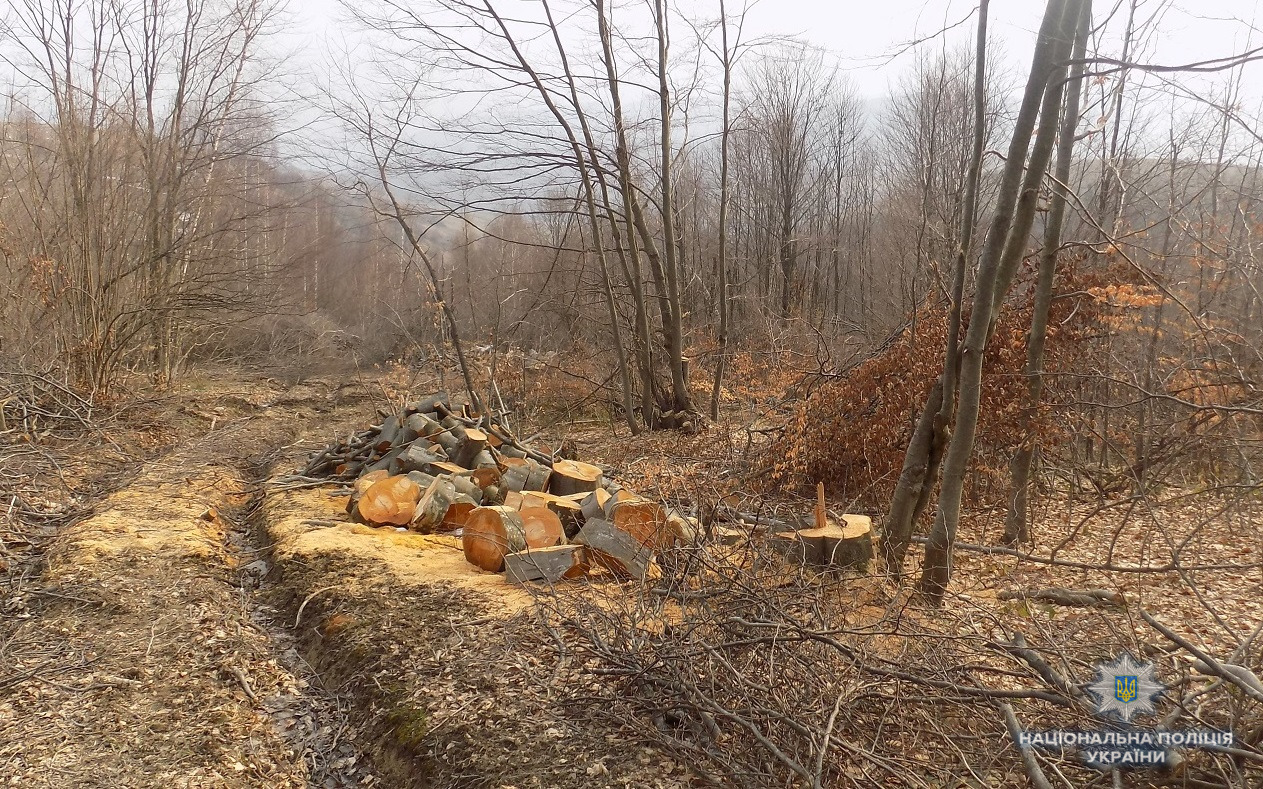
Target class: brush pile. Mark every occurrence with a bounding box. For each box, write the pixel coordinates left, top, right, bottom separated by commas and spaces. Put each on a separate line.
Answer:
301, 391, 873, 585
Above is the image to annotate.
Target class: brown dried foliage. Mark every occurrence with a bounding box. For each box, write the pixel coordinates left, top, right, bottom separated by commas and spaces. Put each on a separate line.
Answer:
771, 261, 1107, 506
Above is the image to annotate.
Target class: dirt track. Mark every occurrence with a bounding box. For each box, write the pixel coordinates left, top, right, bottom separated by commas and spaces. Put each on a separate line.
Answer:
1, 372, 686, 788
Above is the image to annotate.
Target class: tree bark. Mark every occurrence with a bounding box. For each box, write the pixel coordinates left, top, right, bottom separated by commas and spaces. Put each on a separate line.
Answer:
1002, 0, 1090, 545
918, 0, 1082, 604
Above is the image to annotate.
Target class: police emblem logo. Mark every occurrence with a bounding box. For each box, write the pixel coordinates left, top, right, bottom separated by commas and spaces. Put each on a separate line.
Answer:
1089, 655, 1163, 722
1115, 676, 1138, 704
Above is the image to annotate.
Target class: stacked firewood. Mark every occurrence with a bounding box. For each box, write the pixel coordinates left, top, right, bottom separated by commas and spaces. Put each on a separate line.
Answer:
302, 392, 873, 585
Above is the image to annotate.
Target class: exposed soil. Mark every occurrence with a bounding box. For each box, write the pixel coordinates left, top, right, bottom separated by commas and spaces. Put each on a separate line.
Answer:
4, 365, 1261, 788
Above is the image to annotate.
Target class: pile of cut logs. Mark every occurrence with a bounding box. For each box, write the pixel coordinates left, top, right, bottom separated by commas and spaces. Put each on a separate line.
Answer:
301, 392, 872, 585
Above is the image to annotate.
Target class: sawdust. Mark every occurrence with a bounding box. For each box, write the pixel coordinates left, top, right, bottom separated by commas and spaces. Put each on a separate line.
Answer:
54, 468, 242, 564
265, 487, 535, 614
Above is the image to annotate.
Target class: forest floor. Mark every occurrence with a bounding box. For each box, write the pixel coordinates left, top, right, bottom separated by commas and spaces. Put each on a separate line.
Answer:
2, 361, 1260, 788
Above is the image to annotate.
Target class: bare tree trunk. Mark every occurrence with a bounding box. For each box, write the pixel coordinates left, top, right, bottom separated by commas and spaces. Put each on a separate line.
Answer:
1003, 0, 1090, 545
594, 0, 657, 429
709, 0, 734, 420
918, 0, 1082, 604
881, 0, 990, 573
535, 0, 640, 434
653, 0, 692, 413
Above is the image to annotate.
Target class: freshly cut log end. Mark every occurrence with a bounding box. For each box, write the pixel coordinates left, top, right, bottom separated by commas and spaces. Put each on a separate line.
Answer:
440, 501, 478, 531
604, 498, 672, 550
452, 428, 488, 469
504, 544, 590, 585
575, 518, 654, 580
521, 492, 585, 540
461, 505, 564, 572
462, 506, 528, 572
347, 469, 391, 519
470, 466, 501, 490
518, 506, 566, 549
357, 475, 423, 527
773, 514, 873, 571
548, 459, 603, 497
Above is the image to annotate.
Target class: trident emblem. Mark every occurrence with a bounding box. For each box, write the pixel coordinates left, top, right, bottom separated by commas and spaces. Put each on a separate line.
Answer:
1115, 675, 1138, 703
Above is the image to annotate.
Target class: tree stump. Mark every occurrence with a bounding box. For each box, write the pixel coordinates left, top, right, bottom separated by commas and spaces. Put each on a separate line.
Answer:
774, 514, 873, 571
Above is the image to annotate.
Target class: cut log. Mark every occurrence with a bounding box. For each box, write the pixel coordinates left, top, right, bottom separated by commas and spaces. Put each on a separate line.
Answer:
449, 474, 483, 504
440, 500, 478, 531
504, 544, 590, 584
518, 506, 566, 549
522, 492, 585, 539
472, 450, 497, 469
665, 509, 702, 544
548, 459, 603, 497
406, 392, 449, 415
346, 469, 391, 518
364, 443, 408, 475
375, 415, 401, 451
579, 488, 611, 521
503, 490, 525, 510
397, 444, 447, 475
411, 476, 458, 532
710, 525, 747, 545
575, 517, 654, 580
452, 428, 487, 468
604, 497, 672, 550
470, 466, 501, 490
358, 475, 423, 527
499, 444, 527, 459
462, 506, 526, 571
405, 413, 444, 442
430, 460, 467, 476
405, 471, 437, 490
462, 505, 557, 571
500, 457, 551, 493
